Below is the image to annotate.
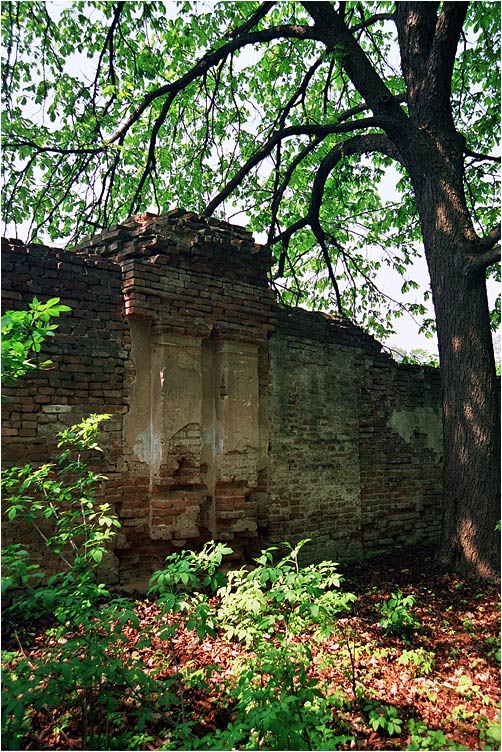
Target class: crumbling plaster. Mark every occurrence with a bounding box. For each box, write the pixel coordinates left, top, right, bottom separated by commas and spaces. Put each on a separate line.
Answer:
388, 407, 443, 459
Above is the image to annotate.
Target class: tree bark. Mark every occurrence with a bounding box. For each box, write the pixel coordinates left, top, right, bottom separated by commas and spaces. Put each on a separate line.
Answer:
408, 143, 501, 579
434, 266, 501, 579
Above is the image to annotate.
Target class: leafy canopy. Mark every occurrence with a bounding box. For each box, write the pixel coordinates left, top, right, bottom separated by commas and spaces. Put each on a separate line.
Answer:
1, 1, 500, 338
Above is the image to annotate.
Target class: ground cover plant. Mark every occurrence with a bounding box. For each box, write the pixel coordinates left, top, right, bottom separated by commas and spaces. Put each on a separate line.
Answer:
2, 530, 500, 750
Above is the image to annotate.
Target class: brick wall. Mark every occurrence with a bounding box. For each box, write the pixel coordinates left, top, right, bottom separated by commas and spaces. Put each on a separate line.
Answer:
358, 358, 443, 555
264, 307, 443, 564
1, 238, 127, 580
1, 212, 444, 586
74, 211, 277, 583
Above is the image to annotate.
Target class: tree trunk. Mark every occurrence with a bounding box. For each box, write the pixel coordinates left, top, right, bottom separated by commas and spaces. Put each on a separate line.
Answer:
433, 256, 500, 579
411, 150, 501, 579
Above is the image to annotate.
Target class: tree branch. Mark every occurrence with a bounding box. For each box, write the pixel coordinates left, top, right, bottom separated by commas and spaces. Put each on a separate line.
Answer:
269, 130, 402, 249
91, 1, 124, 121
395, 2, 467, 127
464, 147, 501, 164
428, 3, 469, 95
129, 91, 176, 213
6, 21, 321, 165
104, 24, 320, 147
225, 1, 276, 38
311, 221, 344, 314
350, 12, 395, 33
395, 2, 439, 108
267, 136, 324, 245
466, 246, 501, 275
465, 226, 501, 274
266, 132, 404, 309
303, 2, 410, 136
273, 55, 324, 132
3, 137, 100, 156
270, 132, 403, 279
272, 216, 310, 247
479, 225, 502, 253
308, 133, 401, 224
269, 123, 423, 322
203, 116, 391, 216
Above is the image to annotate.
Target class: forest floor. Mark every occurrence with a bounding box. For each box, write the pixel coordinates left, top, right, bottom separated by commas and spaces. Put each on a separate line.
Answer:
2, 545, 500, 751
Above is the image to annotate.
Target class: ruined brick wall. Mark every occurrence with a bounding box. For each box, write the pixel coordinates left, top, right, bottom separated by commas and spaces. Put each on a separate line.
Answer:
1, 238, 127, 580
71, 211, 277, 584
2, 212, 444, 586
358, 357, 443, 555
264, 307, 443, 564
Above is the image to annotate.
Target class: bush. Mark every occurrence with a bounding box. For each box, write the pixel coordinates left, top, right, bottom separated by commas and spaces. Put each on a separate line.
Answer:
2, 414, 118, 620
155, 539, 357, 750
377, 589, 421, 637
215, 539, 356, 647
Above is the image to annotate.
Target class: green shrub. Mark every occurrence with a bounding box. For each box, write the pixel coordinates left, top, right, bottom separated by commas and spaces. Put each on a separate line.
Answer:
377, 589, 421, 636
148, 540, 232, 600
2, 414, 118, 620
154, 539, 357, 750
478, 713, 501, 750
2, 297, 70, 386
406, 718, 469, 750
185, 641, 354, 750
397, 647, 436, 676
1, 416, 143, 749
216, 539, 356, 647
364, 699, 403, 737
2, 597, 161, 750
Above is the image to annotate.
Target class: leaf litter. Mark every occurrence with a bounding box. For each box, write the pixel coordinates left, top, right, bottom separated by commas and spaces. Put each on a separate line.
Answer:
2, 545, 500, 750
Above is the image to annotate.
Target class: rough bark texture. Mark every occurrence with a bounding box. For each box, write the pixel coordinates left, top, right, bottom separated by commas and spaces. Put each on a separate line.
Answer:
394, 2, 500, 579
435, 266, 501, 578
415, 161, 501, 578
394, 4, 500, 579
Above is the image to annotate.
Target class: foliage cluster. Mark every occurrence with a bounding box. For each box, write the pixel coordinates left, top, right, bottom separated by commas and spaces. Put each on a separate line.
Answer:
377, 590, 421, 637
1, 297, 70, 385
2, 414, 116, 613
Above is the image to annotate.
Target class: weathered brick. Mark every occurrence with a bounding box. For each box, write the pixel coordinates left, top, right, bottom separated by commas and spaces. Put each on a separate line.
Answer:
2, 212, 443, 588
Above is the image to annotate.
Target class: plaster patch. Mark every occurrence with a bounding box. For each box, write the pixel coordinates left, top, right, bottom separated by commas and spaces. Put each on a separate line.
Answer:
42, 404, 72, 414
388, 407, 442, 457
134, 428, 162, 476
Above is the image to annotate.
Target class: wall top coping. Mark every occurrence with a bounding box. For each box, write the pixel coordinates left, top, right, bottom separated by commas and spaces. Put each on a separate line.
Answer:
69, 209, 272, 286
2, 210, 272, 286
72, 209, 267, 253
